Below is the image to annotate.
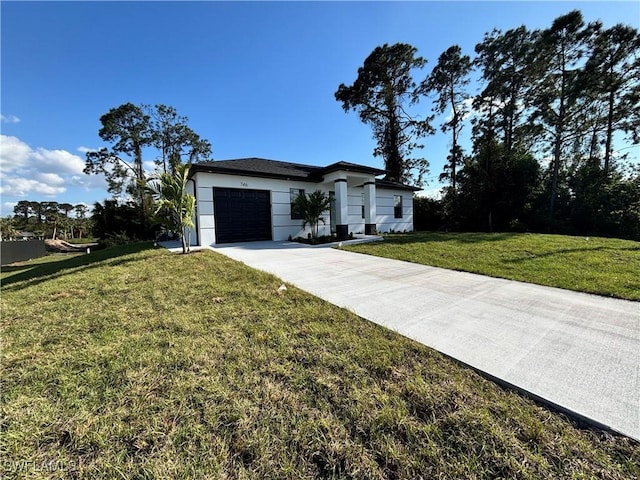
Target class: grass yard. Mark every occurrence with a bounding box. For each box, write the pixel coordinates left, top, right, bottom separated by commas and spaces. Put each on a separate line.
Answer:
343, 232, 640, 301
1, 244, 638, 479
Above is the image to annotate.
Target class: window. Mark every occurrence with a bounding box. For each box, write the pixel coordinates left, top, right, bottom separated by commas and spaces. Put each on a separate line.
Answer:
290, 188, 305, 220
394, 195, 403, 219
361, 193, 365, 219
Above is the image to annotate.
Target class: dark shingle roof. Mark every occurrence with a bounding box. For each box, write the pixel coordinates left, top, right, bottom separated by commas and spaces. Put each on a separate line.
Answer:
319, 161, 386, 177
191, 157, 417, 191
375, 178, 421, 191
191, 158, 322, 181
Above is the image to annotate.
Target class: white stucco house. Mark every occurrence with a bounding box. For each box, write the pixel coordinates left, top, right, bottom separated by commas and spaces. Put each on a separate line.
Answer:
186, 158, 418, 246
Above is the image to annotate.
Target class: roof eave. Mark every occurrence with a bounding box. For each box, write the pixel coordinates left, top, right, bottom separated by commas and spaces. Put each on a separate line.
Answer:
319, 162, 387, 177
189, 163, 319, 183
375, 179, 421, 191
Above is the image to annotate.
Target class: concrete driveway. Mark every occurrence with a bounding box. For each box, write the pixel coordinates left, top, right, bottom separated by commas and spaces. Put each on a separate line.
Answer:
210, 240, 640, 441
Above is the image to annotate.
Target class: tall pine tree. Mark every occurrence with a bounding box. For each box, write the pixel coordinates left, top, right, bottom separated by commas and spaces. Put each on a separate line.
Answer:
335, 43, 433, 185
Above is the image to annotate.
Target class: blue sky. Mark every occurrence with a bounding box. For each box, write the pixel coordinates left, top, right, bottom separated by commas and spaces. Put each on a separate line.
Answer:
1, 1, 638, 216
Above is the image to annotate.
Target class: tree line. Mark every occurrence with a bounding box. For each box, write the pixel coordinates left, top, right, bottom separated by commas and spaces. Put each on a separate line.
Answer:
1, 201, 91, 240
336, 10, 640, 239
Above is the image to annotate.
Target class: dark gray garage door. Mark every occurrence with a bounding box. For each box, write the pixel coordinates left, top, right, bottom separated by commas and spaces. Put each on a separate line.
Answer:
213, 188, 272, 243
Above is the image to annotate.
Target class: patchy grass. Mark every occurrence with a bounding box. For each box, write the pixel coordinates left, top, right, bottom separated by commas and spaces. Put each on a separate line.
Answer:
343, 232, 640, 301
1, 244, 638, 479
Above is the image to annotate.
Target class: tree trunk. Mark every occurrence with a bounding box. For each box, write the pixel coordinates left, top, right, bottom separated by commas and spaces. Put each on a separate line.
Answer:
181, 231, 188, 254
134, 143, 148, 231
449, 83, 459, 192
550, 133, 562, 220
604, 89, 615, 176
386, 113, 403, 182
451, 129, 458, 192
588, 125, 599, 164
550, 61, 567, 221
506, 86, 517, 154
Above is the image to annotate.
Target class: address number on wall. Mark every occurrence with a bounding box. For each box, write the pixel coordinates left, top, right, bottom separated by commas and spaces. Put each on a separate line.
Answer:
240, 182, 248, 187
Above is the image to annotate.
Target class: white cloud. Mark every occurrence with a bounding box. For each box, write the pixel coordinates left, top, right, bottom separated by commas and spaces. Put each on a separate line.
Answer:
0, 136, 113, 216
0, 177, 66, 197
2, 202, 18, 216
1, 135, 85, 175
445, 97, 477, 123
415, 187, 443, 200
0, 134, 92, 199
0, 135, 31, 172
0, 114, 21, 124
35, 172, 65, 186
143, 160, 158, 174
32, 147, 85, 174
77, 146, 96, 154
69, 173, 108, 191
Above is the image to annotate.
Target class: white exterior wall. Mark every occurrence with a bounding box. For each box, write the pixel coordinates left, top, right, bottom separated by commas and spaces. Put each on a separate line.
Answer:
376, 189, 414, 233
191, 172, 329, 245
346, 190, 365, 235
188, 171, 414, 245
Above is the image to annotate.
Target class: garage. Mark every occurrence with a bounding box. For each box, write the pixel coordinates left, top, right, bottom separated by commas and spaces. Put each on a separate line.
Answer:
213, 187, 272, 243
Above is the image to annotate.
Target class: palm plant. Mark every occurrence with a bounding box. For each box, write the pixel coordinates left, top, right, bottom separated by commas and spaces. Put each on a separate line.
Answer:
0, 216, 19, 240
294, 190, 331, 241
148, 163, 196, 254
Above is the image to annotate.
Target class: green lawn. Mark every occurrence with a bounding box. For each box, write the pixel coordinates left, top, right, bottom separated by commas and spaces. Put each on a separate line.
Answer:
1, 245, 638, 479
343, 232, 640, 301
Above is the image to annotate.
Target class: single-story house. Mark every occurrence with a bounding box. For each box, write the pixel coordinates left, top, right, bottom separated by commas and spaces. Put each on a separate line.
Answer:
16, 231, 36, 240
186, 158, 419, 246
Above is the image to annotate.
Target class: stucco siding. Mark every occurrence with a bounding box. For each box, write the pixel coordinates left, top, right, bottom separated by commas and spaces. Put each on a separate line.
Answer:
190, 171, 413, 245
198, 201, 214, 216
192, 172, 320, 244
376, 190, 414, 233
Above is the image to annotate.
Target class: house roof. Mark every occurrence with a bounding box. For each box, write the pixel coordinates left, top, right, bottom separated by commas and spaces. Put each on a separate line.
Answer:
375, 178, 421, 192
191, 158, 321, 181
318, 161, 386, 177
191, 157, 418, 191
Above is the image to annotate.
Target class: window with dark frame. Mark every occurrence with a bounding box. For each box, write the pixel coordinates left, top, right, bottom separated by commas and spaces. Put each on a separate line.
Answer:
394, 195, 403, 219
290, 188, 305, 220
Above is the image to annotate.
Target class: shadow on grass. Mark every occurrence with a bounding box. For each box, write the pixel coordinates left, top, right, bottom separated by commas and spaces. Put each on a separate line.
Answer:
1, 242, 156, 292
1, 263, 37, 274
386, 232, 517, 244
506, 245, 640, 263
